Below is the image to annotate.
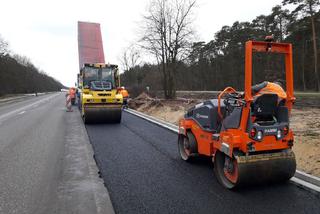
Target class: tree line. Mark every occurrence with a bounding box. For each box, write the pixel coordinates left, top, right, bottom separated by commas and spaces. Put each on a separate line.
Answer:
121, 0, 320, 98
0, 35, 63, 96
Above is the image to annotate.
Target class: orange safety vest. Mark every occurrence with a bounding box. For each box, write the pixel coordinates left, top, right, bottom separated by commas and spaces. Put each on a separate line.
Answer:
121, 89, 129, 98
256, 82, 287, 100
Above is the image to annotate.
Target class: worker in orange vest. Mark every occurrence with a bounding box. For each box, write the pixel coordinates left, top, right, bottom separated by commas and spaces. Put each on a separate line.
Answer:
66, 87, 76, 112
120, 86, 129, 108
69, 87, 76, 105
252, 80, 286, 101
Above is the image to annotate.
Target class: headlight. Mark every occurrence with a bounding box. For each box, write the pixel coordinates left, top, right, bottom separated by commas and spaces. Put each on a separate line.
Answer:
277, 130, 282, 139
257, 131, 263, 140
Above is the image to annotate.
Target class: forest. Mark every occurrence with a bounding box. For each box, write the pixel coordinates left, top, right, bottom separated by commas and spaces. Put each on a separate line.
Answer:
121, 0, 320, 98
0, 36, 63, 96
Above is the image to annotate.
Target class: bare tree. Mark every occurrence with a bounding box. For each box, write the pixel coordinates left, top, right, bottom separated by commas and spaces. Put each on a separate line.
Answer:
140, 0, 196, 98
0, 35, 9, 56
12, 54, 33, 67
120, 44, 141, 72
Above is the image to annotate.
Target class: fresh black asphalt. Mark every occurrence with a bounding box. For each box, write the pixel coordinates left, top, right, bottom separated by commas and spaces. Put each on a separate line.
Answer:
86, 112, 320, 214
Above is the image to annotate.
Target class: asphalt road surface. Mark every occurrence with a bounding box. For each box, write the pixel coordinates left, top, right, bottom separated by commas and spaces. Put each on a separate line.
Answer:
0, 93, 113, 214
87, 112, 320, 214
0, 93, 66, 213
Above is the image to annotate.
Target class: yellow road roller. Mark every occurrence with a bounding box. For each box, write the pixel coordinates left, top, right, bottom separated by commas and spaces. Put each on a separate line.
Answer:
79, 63, 123, 123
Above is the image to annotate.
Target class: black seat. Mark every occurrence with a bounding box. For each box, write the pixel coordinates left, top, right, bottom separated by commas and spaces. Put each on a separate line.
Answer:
252, 94, 278, 121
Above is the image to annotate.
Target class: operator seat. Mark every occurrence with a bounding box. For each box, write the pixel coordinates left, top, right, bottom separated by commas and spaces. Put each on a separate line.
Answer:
251, 94, 278, 124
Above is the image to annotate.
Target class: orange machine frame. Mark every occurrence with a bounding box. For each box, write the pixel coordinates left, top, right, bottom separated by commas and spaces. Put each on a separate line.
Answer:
179, 41, 295, 158
242, 41, 295, 126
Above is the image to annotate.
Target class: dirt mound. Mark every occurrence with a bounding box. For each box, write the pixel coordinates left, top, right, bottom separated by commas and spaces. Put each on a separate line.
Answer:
129, 92, 164, 109
135, 92, 153, 101
140, 100, 164, 112
129, 92, 153, 109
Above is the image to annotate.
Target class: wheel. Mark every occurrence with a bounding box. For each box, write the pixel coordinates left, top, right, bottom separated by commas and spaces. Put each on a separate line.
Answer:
214, 151, 239, 189
82, 108, 88, 124
82, 114, 87, 124
178, 132, 198, 161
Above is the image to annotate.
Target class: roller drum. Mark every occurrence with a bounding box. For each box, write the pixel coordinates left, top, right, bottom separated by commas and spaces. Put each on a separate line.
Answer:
83, 106, 122, 124
214, 150, 296, 189
236, 150, 296, 185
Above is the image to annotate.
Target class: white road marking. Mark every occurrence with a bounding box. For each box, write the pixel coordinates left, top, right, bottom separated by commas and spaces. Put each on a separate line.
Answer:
17, 111, 26, 115
290, 177, 320, 193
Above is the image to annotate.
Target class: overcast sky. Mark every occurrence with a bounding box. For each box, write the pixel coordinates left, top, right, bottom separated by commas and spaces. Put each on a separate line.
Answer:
0, 0, 285, 87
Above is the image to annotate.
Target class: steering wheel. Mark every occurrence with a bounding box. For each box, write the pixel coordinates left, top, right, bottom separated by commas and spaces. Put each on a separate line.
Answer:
218, 87, 245, 119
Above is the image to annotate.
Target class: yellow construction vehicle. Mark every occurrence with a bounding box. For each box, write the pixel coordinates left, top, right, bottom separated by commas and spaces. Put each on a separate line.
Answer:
79, 63, 123, 123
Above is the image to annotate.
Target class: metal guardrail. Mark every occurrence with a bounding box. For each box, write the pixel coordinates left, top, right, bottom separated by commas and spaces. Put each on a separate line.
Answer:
124, 108, 320, 194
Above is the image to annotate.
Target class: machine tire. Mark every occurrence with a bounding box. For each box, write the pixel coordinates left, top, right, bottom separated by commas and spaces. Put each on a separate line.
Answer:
82, 108, 89, 124
178, 132, 198, 161
214, 151, 238, 189
82, 114, 87, 124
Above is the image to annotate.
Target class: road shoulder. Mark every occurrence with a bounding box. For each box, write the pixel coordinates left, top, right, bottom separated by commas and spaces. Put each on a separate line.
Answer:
54, 107, 115, 214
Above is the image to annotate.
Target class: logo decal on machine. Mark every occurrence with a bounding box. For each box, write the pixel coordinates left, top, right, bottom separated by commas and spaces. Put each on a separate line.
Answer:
195, 113, 209, 119
264, 128, 277, 133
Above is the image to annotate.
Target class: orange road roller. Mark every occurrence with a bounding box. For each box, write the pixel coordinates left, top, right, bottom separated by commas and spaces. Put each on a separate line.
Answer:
178, 39, 296, 189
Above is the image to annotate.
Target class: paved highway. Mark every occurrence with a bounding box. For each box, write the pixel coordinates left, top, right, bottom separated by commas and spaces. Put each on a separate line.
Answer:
87, 112, 320, 214
0, 93, 113, 214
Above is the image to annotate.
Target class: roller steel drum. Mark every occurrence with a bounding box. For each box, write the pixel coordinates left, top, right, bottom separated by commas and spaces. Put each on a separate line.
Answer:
214, 150, 296, 189
83, 106, 122, 124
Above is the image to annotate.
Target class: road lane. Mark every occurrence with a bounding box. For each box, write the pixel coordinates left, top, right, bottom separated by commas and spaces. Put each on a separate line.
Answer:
87, 112, 320, 214
0, 93, 114, 214
0, 93, 66, 213
0, 94, 55, 117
